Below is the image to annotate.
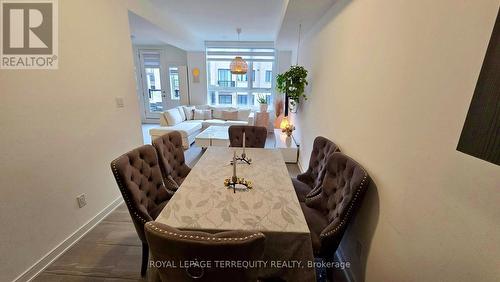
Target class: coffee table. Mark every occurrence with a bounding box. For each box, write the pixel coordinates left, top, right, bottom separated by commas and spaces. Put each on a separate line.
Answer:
194, 125, 230, 147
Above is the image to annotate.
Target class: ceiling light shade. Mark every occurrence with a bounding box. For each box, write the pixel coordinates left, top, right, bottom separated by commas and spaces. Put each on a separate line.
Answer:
230, 56, 248, 74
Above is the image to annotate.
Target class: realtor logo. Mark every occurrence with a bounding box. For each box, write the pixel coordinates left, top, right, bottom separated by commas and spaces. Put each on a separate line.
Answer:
1, 0, 58, 69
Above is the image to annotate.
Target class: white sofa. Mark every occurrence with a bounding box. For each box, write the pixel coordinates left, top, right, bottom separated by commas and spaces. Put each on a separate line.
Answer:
149, 105, 255, 149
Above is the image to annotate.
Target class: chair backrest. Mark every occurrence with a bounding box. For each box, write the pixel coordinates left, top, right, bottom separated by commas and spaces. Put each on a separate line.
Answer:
152, 131, 191, 185
305, 136, 341, 191
110, 145, 172, 242
306, 152, 370, 254
145, 222, 265, 282
228, 125, 267, 148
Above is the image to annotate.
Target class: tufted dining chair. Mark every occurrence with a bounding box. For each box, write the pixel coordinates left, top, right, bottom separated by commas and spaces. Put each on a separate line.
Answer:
152, 131, 191, 190
110, 145, 173, 277
300, 152, 371, 258
292, 136, 340, 202
229, 125, 267, 148
145, 222, 266, 282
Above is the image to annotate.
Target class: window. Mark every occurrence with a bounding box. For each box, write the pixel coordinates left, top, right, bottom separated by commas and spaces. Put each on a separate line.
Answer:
254, 92, 272, 106
169, 67, 180, 100
144, 66, 163, 112
210, 91, 216, 104
237, 94, 248, 105
206, 43, 275, 107
219, 94, 232, 104
265, 70, 272, 82
252, 62, 273, 89
217, 69, 233, 87
147, 73, 156, 89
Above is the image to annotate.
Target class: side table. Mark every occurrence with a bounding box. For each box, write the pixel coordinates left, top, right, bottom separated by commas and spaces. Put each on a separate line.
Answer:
274, 129, 298, 163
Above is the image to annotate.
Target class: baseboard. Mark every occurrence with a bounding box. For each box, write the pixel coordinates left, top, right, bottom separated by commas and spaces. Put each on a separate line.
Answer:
13, 197, 124, 282
335, 246, 355, 282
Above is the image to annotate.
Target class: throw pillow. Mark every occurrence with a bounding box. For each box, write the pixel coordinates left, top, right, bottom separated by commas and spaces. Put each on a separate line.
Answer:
182, 106, 195, 120
177, 106, 186, 121
237, 109, 251, 121
221, 110, 238, 121
195, 105, 211, 110
164, 108, 183, 126
164, 175, 179, 192
193, 109, 212, 120
212, 108, 224, 119
212, 107, 236, 119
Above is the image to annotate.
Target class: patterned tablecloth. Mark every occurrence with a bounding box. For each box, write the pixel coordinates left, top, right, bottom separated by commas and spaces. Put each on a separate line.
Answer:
155, 147, 316, 281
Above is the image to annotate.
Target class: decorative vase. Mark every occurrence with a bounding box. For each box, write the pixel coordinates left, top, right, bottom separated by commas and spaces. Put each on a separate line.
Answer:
289, 100, 298, 113
259, 103, 268, 112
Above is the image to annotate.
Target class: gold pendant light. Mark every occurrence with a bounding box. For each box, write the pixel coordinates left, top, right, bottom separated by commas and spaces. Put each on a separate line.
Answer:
230, 28, 248, 75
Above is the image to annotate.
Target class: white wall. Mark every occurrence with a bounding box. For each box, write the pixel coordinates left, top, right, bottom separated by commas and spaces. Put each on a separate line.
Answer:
0, 1, 147, 281
277, 50, 293, 74
187, 51, 208, 105
293, 0, 500, 281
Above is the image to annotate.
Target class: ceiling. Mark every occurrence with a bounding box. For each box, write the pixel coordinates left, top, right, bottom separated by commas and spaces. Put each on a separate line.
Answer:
275, 0, 337, 50
129, 0, 336, 51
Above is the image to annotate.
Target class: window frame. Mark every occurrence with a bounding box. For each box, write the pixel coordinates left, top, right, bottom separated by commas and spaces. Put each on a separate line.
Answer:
265, 70, 272, 83
218, 93, 233, 105
206, 44, 275, 108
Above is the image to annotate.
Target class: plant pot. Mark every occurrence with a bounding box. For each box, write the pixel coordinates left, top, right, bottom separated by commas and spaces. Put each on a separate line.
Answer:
259, 104, 268, 112
289, 100, 298, 113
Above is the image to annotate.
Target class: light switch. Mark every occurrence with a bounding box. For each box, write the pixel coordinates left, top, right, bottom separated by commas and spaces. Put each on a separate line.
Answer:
115, 97, 124, 108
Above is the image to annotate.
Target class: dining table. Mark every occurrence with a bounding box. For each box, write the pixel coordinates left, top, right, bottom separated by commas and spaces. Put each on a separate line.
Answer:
155, 147, 316, 281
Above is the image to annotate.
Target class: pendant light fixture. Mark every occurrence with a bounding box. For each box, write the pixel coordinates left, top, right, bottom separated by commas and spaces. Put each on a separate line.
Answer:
230, 28, 248, 75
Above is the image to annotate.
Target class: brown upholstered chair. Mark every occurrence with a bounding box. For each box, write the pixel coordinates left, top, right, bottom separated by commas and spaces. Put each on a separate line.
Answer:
145, 222, 265, 282
300, 152, 370, 257
292, 136, 340, 202
110, 145, 173, 277
229, 125, 267, 148
152, 131, 191, 188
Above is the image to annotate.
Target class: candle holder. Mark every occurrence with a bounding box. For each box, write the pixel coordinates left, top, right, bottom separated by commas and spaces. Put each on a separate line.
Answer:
226, 150, 253, 193
232, 153, 252, 165
230, 131, 252, 165
224, 177, 253, 193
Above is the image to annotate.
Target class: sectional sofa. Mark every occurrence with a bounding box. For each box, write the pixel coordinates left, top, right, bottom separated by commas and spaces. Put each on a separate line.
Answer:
149, 105, 255, 149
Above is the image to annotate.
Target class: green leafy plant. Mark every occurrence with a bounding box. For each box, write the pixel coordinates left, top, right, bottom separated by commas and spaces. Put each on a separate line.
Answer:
276, 65, 309, 103
257, 94, 267, 104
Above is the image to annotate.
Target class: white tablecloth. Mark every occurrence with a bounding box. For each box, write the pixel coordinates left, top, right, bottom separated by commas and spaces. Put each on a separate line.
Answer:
155, 147, 316, 281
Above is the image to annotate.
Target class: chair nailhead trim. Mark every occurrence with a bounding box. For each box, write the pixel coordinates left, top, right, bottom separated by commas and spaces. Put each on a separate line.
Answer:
146, 222, 264, 241
111, 162, 148, 223
306, 190, 323, 201
320, 174, 368, 238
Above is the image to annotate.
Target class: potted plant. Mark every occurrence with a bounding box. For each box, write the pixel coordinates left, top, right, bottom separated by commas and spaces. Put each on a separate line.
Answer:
257, 94, 268, 112
276, 65, 308, 113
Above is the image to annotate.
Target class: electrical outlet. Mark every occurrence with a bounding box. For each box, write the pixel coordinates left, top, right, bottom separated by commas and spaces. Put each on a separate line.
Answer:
77, 194, 87, 208
115, 97, 124, 108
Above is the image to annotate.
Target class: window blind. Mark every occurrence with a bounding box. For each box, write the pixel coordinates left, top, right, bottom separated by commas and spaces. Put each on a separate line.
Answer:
142, 52, 161, 68
205, 41, 275, 62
